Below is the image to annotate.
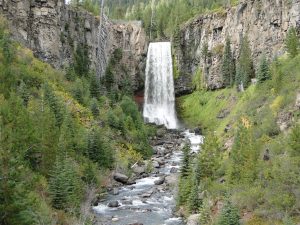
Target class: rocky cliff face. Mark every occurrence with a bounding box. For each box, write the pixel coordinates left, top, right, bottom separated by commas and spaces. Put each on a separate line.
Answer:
0, 0, 147, 91
175, 0, 300, 94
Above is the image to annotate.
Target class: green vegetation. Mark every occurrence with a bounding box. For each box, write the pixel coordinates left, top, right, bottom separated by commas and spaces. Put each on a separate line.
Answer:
0, 17, 154, 224
178, 42, 300, 223
222, 37, 235, 87
235, 35, 255, 89
285, 27, 300, 58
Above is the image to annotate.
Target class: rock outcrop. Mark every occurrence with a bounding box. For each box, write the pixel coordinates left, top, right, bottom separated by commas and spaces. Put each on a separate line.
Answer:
0, 0, 147, 91
175, 0, 300, 93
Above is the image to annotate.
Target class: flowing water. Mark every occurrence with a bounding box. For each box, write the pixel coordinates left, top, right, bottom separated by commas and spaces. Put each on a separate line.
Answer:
93, 42, 203, 224
143, 42, 178, 129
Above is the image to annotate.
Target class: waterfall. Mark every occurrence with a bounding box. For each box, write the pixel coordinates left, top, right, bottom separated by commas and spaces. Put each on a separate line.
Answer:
143, 42, 178, 129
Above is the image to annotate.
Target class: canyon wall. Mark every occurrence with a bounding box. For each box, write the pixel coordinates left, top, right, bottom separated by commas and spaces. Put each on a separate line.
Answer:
175, 0, 300, 95
0, 0, 147, 91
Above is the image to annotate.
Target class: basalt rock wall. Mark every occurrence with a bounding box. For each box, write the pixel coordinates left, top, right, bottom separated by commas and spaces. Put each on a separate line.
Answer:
175, 0, 300, 95
0, 0, 147, 91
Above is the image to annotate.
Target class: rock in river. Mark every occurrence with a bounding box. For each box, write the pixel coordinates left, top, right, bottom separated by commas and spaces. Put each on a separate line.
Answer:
108, 200, 120, 208
113, 172, 129, 184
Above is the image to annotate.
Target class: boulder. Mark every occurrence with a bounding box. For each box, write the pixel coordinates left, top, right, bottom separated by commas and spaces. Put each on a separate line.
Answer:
108, 200, 120, 208
170, 167, 178, 173
132, 164, 146, 175
152, 161, 160, 168
113, 172, 129, 184
154, 176, 165, 185
187, 214, 200, 225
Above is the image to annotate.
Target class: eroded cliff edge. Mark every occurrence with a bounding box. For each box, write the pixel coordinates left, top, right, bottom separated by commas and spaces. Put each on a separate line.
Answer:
174, 0, 300, 95
0, 0, 147, 91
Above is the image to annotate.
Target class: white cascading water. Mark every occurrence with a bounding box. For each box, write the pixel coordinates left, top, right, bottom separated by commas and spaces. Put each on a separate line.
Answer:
143, 42, 178, 129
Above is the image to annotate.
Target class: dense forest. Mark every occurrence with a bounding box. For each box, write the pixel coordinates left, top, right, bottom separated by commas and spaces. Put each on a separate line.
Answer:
0, 17, 155, 224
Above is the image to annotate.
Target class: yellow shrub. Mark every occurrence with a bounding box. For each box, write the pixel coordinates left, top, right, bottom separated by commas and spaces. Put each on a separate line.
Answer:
270, 96, 284, 115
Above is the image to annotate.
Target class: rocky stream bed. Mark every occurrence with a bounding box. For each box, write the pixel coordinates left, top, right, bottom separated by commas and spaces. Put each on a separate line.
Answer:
93, 129, 203, 225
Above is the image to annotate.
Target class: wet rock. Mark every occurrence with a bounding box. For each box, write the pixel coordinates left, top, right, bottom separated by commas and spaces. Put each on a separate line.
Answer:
154, 176, 165, 185
141, 190, 153, 198
108, 200, 120, 208
113, 172, 129, 184
128, 223, 143, 225
152, 161, 160, 168
194, 127, 202, 135
152, 157, 165, 166
122, 199, 133, 205
126, 179, 137, 185
112, 217, 119, 222
170, 167, 178, 173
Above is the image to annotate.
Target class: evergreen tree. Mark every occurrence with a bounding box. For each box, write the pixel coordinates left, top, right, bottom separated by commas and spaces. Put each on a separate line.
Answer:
289, 124, 300, 157
217, 200, 240, 225
87, 127, 114, 169
90, 98, 100, 117
188, 175, 201, 213
229, 119, 259, 184
285, 27, 299, 58
196, 132, 220, 181
222, 37, 235, 87
181, 144, 191, 178
257, 55, 271, 83
17, 80, 30, 107
49, 155, 83, 211
32, 100, 59, 175
74, 44, 90, 77
236, 36, 255, 89
0, 97, 39, 225
44, 84, 64, 127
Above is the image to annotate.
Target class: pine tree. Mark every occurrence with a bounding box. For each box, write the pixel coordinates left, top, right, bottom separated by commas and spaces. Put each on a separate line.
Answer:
222, 37, 235, 87
257, 55, 271, 83
43, 84, 64, 127
289, 124, 300, 157
181, 144, 191, 178
49, 155, 83, 211
236, 36, 255, 89
217, 200, 240, 225
87, 127, 114, 169
90, 98, 100, 117
17, 80, 30, 107
285, 27, 299, 58
188, 175, 201, 213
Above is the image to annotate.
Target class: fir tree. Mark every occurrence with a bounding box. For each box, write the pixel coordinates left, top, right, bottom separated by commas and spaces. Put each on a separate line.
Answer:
49, 155, 83, 211
87, 127, 114, 169
181, 144, 191, 178
188, 175, 201, 213
217, 200, 240, 225
222, 37, 235, 87
236, 36, 255, 89
74, 44, 90, 77
285, 27, 299, 58
43, 84, 64, 127
257, 55, 271, 83
90, 98, 100, 117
